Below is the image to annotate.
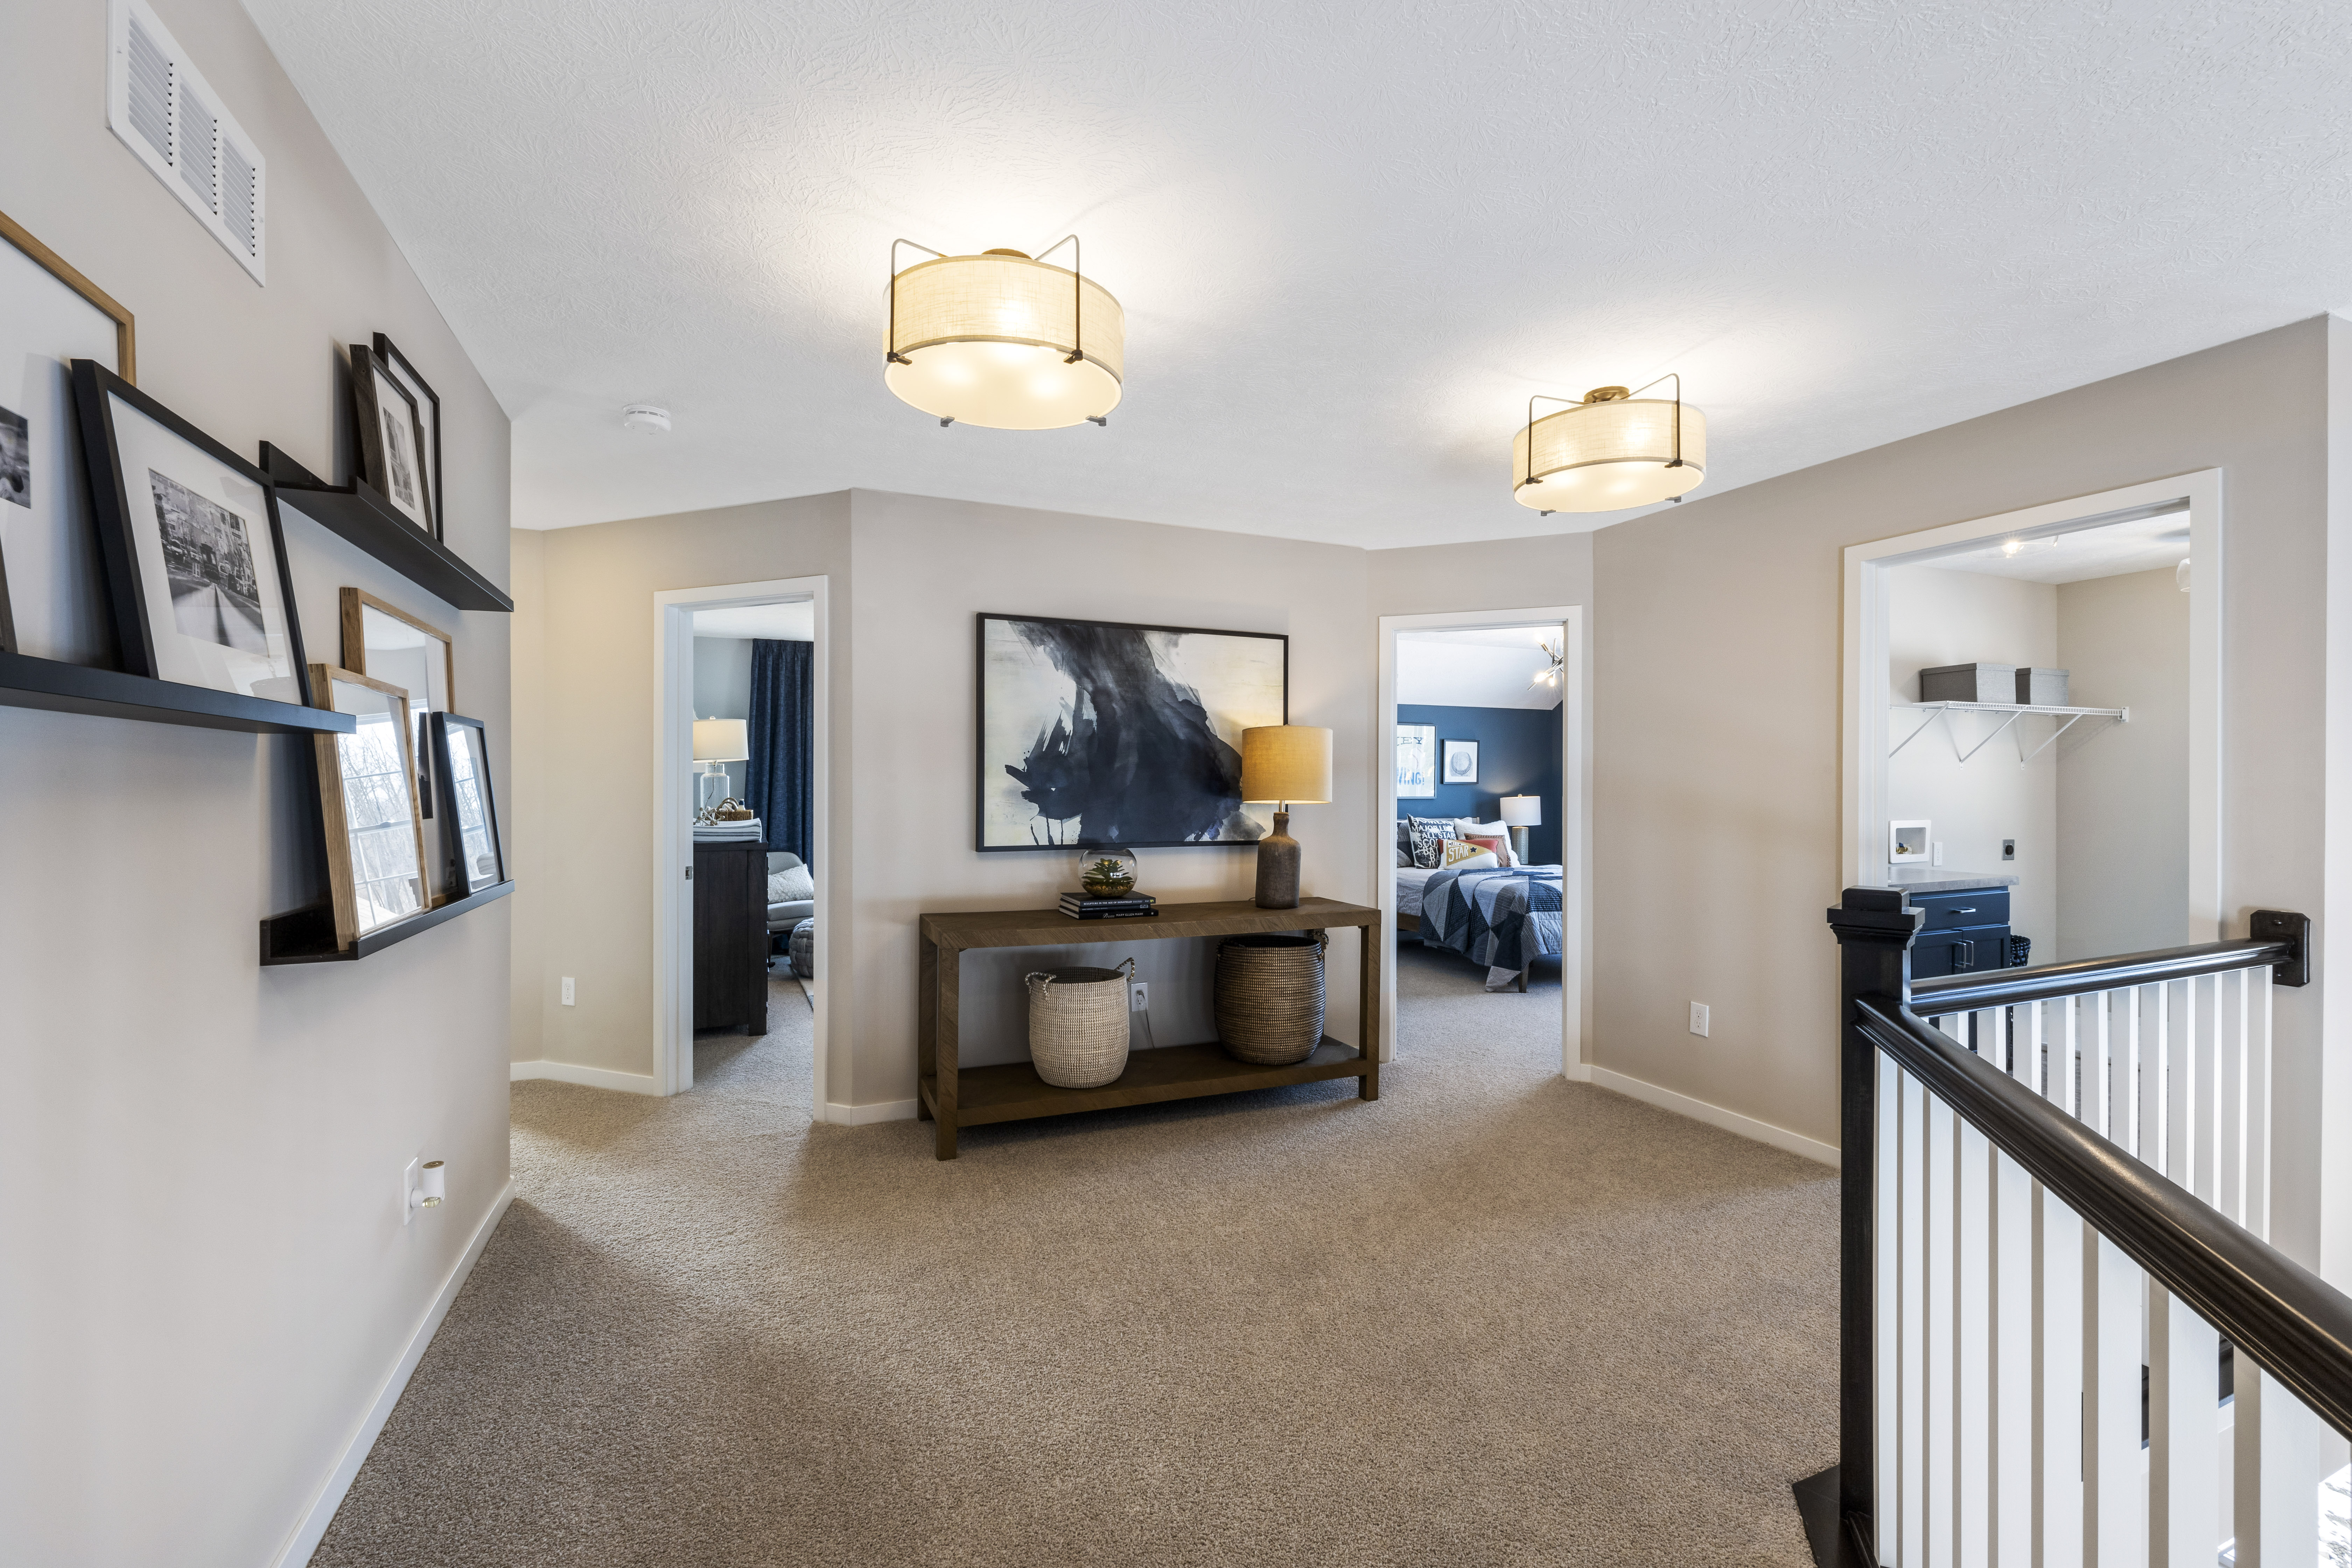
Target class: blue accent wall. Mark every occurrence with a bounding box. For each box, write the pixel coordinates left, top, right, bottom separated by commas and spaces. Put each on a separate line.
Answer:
1397, 702, 1563, 864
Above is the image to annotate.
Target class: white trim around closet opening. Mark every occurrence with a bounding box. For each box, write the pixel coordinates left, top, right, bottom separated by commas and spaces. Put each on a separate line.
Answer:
653, 576, 831, 1106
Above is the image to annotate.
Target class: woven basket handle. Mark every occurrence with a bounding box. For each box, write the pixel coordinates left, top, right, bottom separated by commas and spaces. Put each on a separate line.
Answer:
1310, 929, 1330, 958
1120, 956, 1136, 982
1024, 971, 1056, 994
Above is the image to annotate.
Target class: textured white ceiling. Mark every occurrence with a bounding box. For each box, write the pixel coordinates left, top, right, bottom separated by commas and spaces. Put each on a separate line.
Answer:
241, 0, 2352, 546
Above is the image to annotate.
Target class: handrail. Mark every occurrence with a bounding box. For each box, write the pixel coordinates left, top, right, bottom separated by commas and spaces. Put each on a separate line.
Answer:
1857, 994, 2352, 1441
1912, 936, 2289, 1011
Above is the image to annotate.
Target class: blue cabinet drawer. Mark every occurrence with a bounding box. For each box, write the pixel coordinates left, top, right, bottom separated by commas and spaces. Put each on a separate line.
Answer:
1913, 890, 2010, 931
1913, 924, 2011, 979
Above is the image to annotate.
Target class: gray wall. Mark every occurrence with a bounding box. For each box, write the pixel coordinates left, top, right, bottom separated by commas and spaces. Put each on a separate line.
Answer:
692, 635, 754, 802
1590, 317, 2338, 1266
1, 1, 513, 1561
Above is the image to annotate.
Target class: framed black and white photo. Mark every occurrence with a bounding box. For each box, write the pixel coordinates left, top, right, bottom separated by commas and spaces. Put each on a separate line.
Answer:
976, 612, 1287, 850
0, 210, 135, 664
1442, 738, 1479, 784
351, 343, 434, 536
310, 664, 429, 946
70, 360, 309, 705
1396, 722, 1436, 799
371, 334, 441, 540
430, 710, 505, 894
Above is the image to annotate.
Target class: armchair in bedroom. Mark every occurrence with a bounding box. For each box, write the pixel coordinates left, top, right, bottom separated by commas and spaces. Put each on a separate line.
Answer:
765, 852, 815, 939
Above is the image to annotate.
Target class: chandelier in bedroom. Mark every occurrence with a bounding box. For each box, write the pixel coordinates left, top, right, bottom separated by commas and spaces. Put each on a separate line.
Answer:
883, 236, 1125, 429
1528, 635, 1564, 692
1513, 375, 1706, 513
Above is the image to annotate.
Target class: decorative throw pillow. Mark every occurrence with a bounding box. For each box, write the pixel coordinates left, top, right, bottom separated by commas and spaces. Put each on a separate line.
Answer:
1406, 819, 1452, 869
1395, 844, 1413, 868
766, 864, 816, 904
1441, 839, 1497, 869
1462, 832, 1510, 865
1463, 820, 1518, 865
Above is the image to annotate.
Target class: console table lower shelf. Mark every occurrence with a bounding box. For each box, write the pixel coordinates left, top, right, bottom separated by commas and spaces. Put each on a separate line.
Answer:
918, 1037, 1369, 1132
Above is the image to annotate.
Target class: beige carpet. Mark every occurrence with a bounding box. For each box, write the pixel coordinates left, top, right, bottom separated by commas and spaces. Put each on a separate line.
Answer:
313, 945, 1837, 1567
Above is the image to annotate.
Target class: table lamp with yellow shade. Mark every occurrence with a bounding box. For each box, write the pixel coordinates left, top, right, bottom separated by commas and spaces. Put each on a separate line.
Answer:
1239, 725, 1332, 909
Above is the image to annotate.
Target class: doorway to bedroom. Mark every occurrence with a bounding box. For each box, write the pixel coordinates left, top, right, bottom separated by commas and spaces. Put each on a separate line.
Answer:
1375, 606, 1586, 1080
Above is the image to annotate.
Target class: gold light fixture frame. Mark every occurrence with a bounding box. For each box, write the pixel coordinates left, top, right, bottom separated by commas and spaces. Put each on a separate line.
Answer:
1517, 373, 1692, 516
884, 234, 1117, 428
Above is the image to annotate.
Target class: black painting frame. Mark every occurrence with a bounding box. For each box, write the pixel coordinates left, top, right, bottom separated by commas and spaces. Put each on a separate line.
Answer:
350, 343, 435, 538
973, 610, 1289, 853
370, 333, 442, 541
68, 359, 312, 706
429, 709, 505, 895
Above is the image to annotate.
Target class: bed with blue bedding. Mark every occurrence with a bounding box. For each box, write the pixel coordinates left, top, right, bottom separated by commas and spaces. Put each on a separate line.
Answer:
1415, 864, 1564, 988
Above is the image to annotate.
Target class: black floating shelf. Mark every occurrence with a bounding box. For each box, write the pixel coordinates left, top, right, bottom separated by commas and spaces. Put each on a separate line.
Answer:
0, 650, 355, 735
259, 442, 514, 613
260, 880, 516, 965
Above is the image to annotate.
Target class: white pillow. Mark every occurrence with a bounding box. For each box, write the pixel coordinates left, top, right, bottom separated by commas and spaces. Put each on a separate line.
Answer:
1463, 821, 1517, 866
766, 864, 815, 904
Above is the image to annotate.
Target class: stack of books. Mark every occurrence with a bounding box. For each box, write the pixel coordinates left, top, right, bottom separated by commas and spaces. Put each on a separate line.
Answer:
1059, 892, 1158, 920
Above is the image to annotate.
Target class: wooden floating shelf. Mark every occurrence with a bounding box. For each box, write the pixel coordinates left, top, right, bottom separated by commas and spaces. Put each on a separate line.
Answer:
921, 1038, 1367, 1128
0, 650, 355, 736
259, 442, 514, 613
259, 880, 515, 966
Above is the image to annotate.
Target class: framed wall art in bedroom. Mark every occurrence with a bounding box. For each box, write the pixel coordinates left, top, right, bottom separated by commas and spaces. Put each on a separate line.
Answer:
975, 612, 1287, 851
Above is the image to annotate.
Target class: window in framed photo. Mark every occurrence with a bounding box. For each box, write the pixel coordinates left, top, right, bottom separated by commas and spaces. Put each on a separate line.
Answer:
370, 334, 441, 540
340, 586, 453, 839
351, 343, 434, 536
1396, 722, 1436, 799
70, 360, 308, 704
430, 710, 505, 894
0, 209, 135, 664
311, 665, 429, 947
1442, 738, 1479, 784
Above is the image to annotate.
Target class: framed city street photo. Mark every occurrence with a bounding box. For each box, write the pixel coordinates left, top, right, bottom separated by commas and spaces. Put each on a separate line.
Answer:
351, 343, 434, 536
0, 209, 135, 663
430, 710, 505, 894
340, 585, 454, 849
70, 360, 308, 704
310, 664, 429, 947
370, 334, 441, 540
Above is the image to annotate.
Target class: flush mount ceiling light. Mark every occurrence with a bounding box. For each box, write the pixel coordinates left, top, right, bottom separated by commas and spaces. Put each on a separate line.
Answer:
884, 236, 1124, 429
1512, 376, 1706, 513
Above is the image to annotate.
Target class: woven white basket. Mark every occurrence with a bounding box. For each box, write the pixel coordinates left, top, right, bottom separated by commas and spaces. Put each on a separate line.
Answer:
1025, 959, 1135, 1088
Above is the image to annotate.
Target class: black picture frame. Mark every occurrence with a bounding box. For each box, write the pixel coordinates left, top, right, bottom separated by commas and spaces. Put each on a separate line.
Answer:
1442, 738, 1479, 784
370, 333, 442, 541
975, 611, 1289, 852
429, 710, 505, 895
69, 359, 312, 706
350, 343, 435, 538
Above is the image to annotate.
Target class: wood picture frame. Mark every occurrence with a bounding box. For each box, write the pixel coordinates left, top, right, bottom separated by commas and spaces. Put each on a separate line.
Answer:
339, 586, 455, 838
309, 663, 430, 948
70, 359, 311, 705
0, 208, 135, 662
370, 334, 442, 541
430, 710, 505, 895
350, 343, 435, 537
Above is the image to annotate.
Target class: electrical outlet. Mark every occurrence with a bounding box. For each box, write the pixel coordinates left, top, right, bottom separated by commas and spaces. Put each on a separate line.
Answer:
1689, 1001, 1709, 1037
561, 976, 575, 1006
2002, 839, 2016, 861
401, 1157, 421, 1226
1931, 841, 1944, 867
1130, 981, 1149, 1013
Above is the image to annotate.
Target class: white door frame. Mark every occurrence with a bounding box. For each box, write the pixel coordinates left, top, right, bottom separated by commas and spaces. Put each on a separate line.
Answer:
1374, 604, 1589, 1078
653, 575, 831, 1102
1841, 470, 2222, 941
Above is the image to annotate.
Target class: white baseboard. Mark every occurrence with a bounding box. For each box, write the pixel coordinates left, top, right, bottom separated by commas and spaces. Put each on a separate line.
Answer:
511, 1059, 660, 1094
825, 1097, 919, 1125
272, 1176, 518, 1568
1580, 1065, 1840, 1168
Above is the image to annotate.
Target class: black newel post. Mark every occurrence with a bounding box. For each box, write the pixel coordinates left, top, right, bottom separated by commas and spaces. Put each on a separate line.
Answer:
1823, 887, 1922, 1563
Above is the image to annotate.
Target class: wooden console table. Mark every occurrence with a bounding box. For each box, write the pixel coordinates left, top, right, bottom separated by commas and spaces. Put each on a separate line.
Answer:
916, 897, 1381, 1160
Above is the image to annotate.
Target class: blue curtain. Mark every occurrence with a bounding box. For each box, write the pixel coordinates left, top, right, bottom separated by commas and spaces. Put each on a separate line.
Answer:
744, 639, 813, 864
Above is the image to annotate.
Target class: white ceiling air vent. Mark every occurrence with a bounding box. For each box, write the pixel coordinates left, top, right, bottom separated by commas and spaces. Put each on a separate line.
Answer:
107, 0, 267, 285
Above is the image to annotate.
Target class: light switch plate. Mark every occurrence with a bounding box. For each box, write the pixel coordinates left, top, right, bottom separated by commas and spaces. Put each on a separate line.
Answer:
401, 1157, 421, 1226
561, 976, 575, 1006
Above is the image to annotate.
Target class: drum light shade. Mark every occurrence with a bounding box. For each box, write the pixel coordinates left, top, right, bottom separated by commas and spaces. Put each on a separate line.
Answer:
693, 719, 749, 763
1513, 388, 1706, 512
885, 247, 1124, 429
1499, 794, 1542, 827
1239, 726, 1333, 805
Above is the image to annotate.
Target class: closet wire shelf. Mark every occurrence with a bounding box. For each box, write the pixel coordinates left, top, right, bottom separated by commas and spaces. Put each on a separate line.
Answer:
1889, 701, 2129, 765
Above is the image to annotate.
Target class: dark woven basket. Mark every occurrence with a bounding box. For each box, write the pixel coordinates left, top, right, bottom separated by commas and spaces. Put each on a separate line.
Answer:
789, 919, 815, 980
1214, 931, 1328, 1065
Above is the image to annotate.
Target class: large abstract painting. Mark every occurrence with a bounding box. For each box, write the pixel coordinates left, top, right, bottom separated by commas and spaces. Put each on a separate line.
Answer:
977, 614, 1288, 850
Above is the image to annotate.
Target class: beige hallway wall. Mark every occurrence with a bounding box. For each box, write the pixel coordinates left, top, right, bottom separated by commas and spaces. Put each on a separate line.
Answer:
0, 1, 513, 1561
1590, 317, 2338, 1264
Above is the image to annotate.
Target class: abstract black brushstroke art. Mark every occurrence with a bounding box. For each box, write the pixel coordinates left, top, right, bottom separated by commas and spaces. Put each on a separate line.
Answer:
976, 614, 1287, 850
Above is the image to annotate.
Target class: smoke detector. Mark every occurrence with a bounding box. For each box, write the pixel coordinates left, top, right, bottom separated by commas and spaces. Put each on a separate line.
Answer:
621, 404, 671, 434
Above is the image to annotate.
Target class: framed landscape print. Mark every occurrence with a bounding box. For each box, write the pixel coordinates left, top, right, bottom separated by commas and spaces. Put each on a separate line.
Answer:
976, 612, 1287, 850
430, 710, 506, 894
371, 334, 441, 540
0, 209, 134, 664
1396, 722, 1436, 799
70, 360, 309, 705
341, 586, 454, 838
351, 343, 434, 536
1442, 738, 1479, 784
310, 665, 429, 946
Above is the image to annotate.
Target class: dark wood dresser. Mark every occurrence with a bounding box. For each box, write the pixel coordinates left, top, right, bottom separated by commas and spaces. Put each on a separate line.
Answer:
693, 840, 767, 1034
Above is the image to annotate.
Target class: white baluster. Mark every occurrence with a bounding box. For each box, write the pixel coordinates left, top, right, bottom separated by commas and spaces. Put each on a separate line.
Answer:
1904, 1070, 1930, 1568
2082, 1236, 2144, 1566
2252, 968, 2273, 1243
2127, 985, 2145, 1163
1993, 1147, 2035, 1566
1960, 1121, 1993, 1566
2234, 1364, 2348, 1568
1930, 1096, 1958, 1564
2091, 989, 2113, 1140
2038, 1182, 2086, 1565
2148, 1284, 2221, 1567
1879, 1054, 1903, 1561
